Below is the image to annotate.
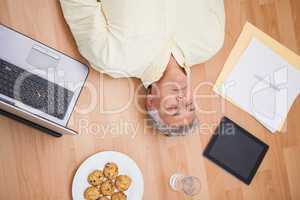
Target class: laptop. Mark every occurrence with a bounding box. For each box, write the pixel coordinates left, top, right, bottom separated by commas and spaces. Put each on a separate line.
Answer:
0, 24, 89, 137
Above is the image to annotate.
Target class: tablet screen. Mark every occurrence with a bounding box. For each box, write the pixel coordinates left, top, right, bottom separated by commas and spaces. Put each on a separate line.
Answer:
203, 117, 269, 184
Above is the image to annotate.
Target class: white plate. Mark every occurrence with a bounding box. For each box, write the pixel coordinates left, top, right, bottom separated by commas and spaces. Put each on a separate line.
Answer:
72, 151, 144, 200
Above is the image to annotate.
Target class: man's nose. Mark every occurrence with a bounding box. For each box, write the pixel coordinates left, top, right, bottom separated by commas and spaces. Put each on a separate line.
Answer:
176, 94, 185, 101
176, 90, 192, 102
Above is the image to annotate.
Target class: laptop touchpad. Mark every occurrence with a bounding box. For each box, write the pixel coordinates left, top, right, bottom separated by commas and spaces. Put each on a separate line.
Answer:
26, 45, 59, 69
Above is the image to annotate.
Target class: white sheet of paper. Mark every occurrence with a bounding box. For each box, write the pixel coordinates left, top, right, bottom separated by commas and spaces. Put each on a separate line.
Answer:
217, 38, 300, 133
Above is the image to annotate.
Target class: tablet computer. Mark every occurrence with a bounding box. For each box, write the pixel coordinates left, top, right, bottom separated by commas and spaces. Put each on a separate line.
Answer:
203, 117, 269, 184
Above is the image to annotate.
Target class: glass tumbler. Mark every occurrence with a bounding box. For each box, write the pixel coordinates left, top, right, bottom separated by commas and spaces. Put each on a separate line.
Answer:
169, 173, 201, 199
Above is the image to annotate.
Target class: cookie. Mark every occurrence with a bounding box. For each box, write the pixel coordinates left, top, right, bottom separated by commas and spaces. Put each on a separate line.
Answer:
115, 175, 132, 191
87, 170, 106, 186
84, 186, 101, 200
100, 180, 115, 196
111, 191, 127, 200
103, 162, 119, 180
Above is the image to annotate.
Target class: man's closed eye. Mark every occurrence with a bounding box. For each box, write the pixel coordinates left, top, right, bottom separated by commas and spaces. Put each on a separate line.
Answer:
166, 106, 179, 115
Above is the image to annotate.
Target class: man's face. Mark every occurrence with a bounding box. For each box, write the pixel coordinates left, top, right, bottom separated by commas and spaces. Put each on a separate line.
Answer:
146, 56, 196, 126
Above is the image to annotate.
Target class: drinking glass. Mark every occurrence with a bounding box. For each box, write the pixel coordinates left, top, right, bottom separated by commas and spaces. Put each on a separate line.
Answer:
169, 173, 201, 199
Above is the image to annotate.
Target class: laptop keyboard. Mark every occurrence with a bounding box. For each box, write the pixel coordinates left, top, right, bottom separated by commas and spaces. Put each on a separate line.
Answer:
0, 58, 74, 119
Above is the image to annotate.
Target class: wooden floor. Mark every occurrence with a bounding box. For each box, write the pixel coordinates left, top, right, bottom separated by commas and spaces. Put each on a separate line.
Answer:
0, 0, 300, 199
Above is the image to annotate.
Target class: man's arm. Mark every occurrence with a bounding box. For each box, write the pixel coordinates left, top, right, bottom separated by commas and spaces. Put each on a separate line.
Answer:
60, 0, 123, 70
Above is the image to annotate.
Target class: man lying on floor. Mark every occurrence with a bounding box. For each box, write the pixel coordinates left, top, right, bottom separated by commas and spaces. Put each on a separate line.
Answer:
60, 0, 225, 136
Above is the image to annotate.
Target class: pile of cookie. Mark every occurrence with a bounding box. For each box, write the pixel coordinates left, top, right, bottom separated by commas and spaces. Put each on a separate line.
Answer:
84, 162, 132, 200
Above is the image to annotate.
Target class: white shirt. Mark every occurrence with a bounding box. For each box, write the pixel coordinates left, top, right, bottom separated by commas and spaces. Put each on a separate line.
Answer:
60, 0, 225, 87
